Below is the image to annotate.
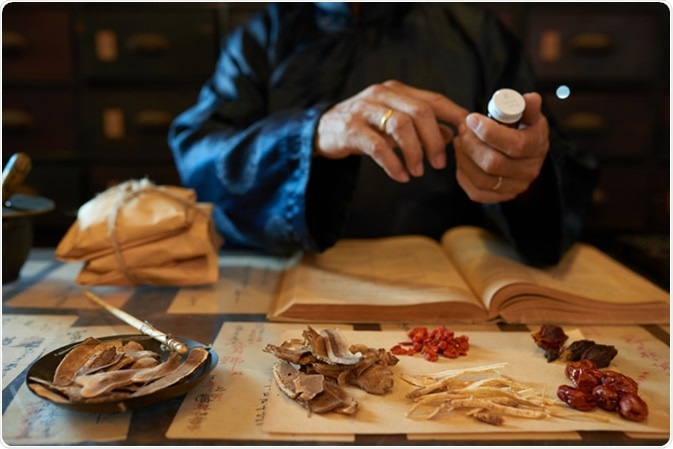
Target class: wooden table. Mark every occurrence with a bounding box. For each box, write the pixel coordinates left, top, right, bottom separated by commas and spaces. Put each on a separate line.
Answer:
2, 249, 669, 445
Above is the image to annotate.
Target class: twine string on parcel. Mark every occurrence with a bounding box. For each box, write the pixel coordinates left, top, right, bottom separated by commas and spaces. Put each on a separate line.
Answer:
83, 290, 187, 354
105, 178, 207, 286
55, 178, 223, 286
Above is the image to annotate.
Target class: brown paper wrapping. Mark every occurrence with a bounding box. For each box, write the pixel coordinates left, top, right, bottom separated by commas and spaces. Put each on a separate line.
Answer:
55, 179, 223, 286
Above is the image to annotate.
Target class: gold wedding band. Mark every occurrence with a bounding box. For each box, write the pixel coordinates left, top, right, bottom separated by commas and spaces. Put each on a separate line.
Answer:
379, 108, 394, 132
492, 176, 503, 192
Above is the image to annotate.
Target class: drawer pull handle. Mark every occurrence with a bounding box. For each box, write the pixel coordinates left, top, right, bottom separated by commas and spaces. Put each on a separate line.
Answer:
3, 109, 35, 132
135, 110, 173, 131
562, 112, 605, 134
126, 33, 170, 56
592, 187, 607, 206
569, 32, 613, 55
2, 31, 29, 57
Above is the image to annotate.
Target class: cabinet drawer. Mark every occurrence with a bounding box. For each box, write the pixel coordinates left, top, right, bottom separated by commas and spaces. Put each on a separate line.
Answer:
586, 167, 655, 231
527, 12, 656, 82
2, 7, 73, 81
23, 164, 82, 231
3, 90, 77, 159
544, 93, 654, 160
81, 90, 197, 161
88, 164, 182, 198
76, 10, 215, 82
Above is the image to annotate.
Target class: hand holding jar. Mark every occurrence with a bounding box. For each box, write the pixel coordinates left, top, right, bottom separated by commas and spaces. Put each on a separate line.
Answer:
453, 89, 550, 204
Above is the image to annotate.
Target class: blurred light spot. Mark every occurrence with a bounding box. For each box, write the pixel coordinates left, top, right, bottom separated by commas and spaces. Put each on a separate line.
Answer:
556, 85, 571, 100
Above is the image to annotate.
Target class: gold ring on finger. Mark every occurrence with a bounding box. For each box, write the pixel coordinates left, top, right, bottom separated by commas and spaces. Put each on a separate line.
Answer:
379, 108, 394, 132
492, 176, 503, 192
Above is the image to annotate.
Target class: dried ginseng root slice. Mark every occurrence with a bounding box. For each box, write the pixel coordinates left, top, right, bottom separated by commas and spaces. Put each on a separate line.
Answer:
53, 337, 102, 386
74, 351, 182, 398
28, 382, 72, 404
131, 346, 209, 397
28, 377, 77, 403
75, 344, 125, 377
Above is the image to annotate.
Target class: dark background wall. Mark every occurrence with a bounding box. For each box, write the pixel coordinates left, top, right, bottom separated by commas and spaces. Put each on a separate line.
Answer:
3, 2, 669, 286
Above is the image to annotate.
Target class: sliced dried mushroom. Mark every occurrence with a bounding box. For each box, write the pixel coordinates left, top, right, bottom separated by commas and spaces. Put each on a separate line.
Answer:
311, 380, 358, 415
348, 363, 394, 395
302, 326, 331, 363
320, 328, 363, 365
263, 343, 313, 365
272, 360, 302, 399
266, 327, 399, 415
271, 360, 358, 415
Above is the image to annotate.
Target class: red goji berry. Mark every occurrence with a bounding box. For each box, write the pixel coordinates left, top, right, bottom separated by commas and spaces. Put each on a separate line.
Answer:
390, 326, 469, 362
390, 345, 408, 355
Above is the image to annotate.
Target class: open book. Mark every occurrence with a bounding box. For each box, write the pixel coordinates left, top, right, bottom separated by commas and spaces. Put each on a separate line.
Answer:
267, 226, 669, 324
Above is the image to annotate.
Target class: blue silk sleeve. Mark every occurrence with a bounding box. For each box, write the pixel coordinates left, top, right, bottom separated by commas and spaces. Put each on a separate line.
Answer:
168, 19, 331, 255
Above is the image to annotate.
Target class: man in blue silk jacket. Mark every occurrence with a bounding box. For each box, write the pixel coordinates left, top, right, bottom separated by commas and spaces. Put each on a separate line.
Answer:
168, 3, 599, 266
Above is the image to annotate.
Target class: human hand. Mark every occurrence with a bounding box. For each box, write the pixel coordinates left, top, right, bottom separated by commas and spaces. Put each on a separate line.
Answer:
314, 80, 469, 183
453, 92, 550, 203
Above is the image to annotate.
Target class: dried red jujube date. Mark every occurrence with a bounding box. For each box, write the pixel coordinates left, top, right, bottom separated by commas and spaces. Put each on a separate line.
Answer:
572, 369, 603, 393
556, 384, 597, 411
601, 370, 639, 397
618, 393, 649, 422
592, 384, 620, 411
564, 359, 598, 379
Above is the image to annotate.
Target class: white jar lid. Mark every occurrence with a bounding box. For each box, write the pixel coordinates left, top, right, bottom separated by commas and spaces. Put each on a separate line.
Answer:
487, 88, 525, 124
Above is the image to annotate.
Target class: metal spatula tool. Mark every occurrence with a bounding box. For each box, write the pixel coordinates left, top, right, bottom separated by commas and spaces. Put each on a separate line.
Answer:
83, 290, 188, 354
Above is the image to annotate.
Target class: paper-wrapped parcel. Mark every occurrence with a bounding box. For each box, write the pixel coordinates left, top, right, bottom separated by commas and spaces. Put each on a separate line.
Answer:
55, 179, 223, 286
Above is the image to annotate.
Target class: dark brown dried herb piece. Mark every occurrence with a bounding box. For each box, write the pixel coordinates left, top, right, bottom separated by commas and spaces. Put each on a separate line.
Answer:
560, 339, 596, 362
531, 324, 568, 362
581, 344, 618, 368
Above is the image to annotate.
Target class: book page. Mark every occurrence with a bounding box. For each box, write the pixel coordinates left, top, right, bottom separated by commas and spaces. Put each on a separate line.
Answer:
277, 236, 481, 309
440, 226, 669, 313
439, 226, 536, 311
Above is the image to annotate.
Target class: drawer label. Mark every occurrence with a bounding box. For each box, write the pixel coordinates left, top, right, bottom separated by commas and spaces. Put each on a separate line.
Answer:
95, 29, 118, 62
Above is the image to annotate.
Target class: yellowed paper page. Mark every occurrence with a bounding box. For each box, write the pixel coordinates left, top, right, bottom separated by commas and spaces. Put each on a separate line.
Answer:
2, 325, 137, 445
168, 253, 291, 314
440, 226, 669, 315
263, 329, 669, 436
277, 236, 481, 311
166, 322, 354, 441
3, 383, 131, 445
2, 315, 79, 388
4, 262, 133, 309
